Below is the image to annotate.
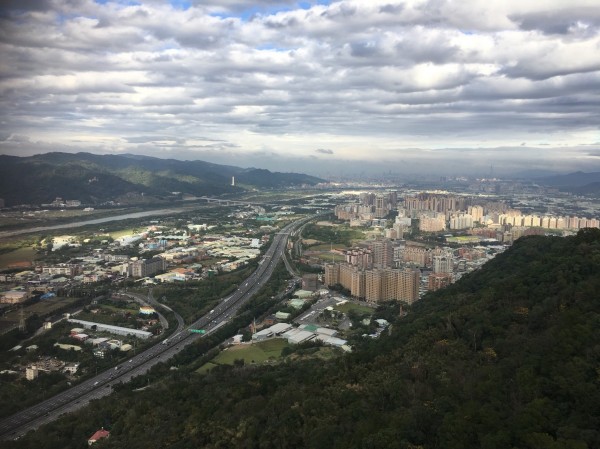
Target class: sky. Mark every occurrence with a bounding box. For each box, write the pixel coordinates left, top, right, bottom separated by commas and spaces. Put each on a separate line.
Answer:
1, 0, 600, 178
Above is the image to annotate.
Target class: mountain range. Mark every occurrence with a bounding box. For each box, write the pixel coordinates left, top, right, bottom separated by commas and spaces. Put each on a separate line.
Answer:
0, 152, 324, 207
536, 171, 600, 196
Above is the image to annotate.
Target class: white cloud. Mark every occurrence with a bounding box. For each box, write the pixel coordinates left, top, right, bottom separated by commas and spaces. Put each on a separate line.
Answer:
0, 0, 599, 175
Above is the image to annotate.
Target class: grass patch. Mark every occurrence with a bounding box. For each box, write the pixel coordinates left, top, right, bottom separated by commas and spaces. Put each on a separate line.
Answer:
75, 311, 137, 327
315, 221, 340, 227
98, 304, 140, 315
217, 338, 289, 364
109, 228, 139, 239
309, 243, 346, 251
0, 247, 36, 269
334, 302, 374, 316
446, 236, 482, 243
315, 253, 345, 262
0, 297, 80, 325
197, 338, 290, 373
196, 361, 219, 374
27, 297, 81, 315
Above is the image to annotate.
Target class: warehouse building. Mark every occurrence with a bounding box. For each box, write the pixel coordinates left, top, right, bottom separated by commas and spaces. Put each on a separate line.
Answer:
68, 319, 153, 339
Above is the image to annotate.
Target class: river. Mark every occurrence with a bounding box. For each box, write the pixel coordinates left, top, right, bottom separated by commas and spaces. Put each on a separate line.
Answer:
0, 206, 201, 239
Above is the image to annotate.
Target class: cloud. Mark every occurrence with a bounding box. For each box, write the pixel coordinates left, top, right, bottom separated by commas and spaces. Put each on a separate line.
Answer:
0, 0, 598, 177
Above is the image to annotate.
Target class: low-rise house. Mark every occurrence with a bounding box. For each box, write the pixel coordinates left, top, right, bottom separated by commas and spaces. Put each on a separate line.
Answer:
25, 365, 38, 381
0, 290, 28, 304
93, 348, 109, 358
88, 428, 110, 445
63, 362, 80, 375
275, 311, 291, 320
54, 343, 82, 352
72, 333, 89, 342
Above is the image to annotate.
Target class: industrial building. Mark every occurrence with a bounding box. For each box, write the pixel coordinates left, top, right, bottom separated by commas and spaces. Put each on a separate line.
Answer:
67, 319, 153, 339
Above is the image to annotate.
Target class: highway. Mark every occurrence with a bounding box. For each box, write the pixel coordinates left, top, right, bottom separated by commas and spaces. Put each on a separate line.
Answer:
0, 215, 317, 441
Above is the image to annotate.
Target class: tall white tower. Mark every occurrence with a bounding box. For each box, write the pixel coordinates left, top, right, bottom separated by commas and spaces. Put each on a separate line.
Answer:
231, 176, 235, 186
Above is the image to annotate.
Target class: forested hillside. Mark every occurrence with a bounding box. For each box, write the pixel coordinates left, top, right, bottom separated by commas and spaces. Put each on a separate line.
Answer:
0, 153, 324, 206
7, 230, 600, 449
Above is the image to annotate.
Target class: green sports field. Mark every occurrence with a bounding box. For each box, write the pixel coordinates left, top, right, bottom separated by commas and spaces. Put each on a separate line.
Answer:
197, 338, 289, 373
334, 302, 374, 316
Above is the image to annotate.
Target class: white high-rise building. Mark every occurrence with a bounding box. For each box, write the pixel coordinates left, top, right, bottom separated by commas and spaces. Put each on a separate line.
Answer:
433, 255, 453, 274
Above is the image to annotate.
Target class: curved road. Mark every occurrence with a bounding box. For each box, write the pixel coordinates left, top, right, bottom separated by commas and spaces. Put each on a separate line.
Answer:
0, 215, 317, 441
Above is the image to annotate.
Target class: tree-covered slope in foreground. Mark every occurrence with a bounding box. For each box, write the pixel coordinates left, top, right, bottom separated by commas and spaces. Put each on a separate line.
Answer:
8, 230, 600, 449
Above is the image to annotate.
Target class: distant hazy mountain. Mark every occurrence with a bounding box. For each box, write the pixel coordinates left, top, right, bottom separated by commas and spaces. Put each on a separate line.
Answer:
538, 171, 600, 188
570, 181, 600, 196
535, 171, 600, 197
511, 169, 561, 179
0, 152, 324, 206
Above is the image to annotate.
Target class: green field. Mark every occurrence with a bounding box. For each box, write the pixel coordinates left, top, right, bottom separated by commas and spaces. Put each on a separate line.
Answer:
197, 362, 220, 374
28, 297, 81, 315
109, 228, 140, 238
197, 339, 289, 373
309, 243, 346, 251
0, 247, 36, 269
0, 296, 80, 326
446, 236, 482, 243
75, 311, 132, 327
315, 253, 345, 262
99, 303, 140, 315
334, 302, 374, 316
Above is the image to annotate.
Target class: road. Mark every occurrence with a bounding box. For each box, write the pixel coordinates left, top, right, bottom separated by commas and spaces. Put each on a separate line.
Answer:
120, 291, 172, 331
0, 214, 318, 441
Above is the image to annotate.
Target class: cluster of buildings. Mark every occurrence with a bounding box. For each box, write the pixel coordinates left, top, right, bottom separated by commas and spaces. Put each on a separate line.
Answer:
320, 233, 502, 303
336, 191, 600, 237
25, 357, 80, 381
323, 237, 420, 304
0, 224, 271, 302
324, 263, 420, 304
251, 322, 349, 349
334, 191, 398, 221
41, 197, 82, 208
407, 194, 600, 234
328, 190, 598, 304
495, 211, 600, 230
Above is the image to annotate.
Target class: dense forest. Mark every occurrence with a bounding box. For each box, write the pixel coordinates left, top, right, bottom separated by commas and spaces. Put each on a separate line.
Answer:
6, 229, 600, 448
